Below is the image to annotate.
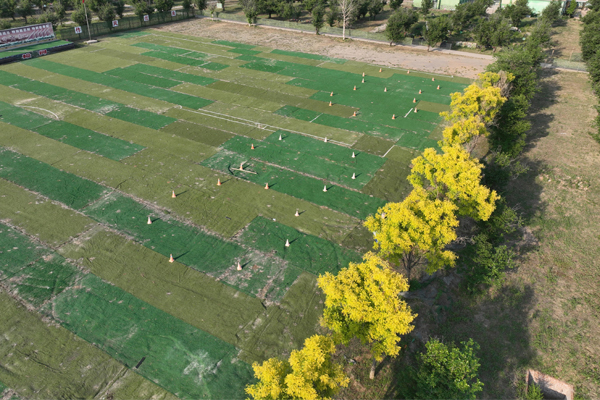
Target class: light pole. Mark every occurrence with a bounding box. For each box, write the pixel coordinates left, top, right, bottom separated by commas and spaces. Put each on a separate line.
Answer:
83, 0, 91, 41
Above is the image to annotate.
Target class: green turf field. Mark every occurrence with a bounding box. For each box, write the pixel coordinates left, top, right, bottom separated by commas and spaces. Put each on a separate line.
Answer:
0, 28, 468, 399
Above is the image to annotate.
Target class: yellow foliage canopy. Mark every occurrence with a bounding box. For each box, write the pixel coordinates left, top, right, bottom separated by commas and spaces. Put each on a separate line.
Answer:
246, 335, 348, 400
440, 72, 507, 148
364, 187, 459, 274
408, 145, 499, 221
318, 252, 416, 361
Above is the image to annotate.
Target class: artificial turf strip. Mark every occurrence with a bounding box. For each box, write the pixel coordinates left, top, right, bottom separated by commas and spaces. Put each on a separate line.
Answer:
104, 67, 181, 88
0, 290, 177, 400
274, 105, 407, 140
0, 71, 175, 129
119, 63, 218, 86
0, 101, 145, 161
220, 132, 385, 189
57, 227, 271, 343
201, 150, 385, 219
0, 225, 82, 307
270, 49, 346, 64
228, 48, 262, 56
49, 272, 255, 400
240, 217, 361, 275
0, 148, 107, 210
361, 159, 413, 203
0, 179, 97, 246
212, 40, 256, 50
159, 121, 235, 147
351, 135, 395, 157
132, 42, 212, 58
83, 193, 246, 275
137, 50, 229, 70
0, 40, 71, 57
24, 59, 214, 109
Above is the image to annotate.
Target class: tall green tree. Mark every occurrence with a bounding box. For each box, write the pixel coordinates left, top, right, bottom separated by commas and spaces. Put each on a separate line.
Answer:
257, 0, 279, 18
240, 0, 258, 23
389, 0, 402, 10
474, 14, 512, 51
540, 0, 561, 24
420, 0, 432, 14
312, 4, 325, 33
414, 339, 483, 400
97, 2, 116, 26
17, 0, 34, 23
367, 0, 384, 18
155, 0, 174, 12
0, 0, 17, 20
70, 4, 91, 25
385, 7, 418, 45
326, 3, 338, 25
112, 0, 125, 17
502, 0, 531, 27
423, 15, 450, 50
194, 0, 207, 14
318, 252, 416, 379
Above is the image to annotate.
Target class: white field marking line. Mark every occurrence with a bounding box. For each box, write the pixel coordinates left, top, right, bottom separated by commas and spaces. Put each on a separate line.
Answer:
182, 107, 352, 147
404, 108, 413, 118
383, 145, 395, 158
150, 34, 237, 59
20, 106, 60, 120
309, 113, 322, 123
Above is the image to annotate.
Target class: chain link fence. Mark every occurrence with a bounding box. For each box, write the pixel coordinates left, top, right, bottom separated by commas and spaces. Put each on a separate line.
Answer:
55, 11, 194, 41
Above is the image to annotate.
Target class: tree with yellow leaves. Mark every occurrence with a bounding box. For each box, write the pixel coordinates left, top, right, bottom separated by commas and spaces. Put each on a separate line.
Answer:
245, 335, 348, 400
440, 72, 508, 150
318, 252, 416, 380
364, 187, 459, 278
408, 145, 499, 221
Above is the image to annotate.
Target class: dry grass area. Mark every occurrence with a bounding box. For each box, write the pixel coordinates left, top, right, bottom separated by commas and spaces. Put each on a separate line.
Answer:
551, 19, 584, 60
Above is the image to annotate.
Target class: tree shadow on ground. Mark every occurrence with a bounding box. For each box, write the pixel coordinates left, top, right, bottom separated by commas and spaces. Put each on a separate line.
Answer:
383, 283, 538, 399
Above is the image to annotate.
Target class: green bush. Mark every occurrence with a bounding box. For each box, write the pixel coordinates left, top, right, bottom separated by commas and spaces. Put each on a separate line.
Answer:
414, 338, 483, 399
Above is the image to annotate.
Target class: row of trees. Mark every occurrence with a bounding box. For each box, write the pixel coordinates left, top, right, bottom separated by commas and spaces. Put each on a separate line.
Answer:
580, 0, 600, 144
244, 70, 517, 399
385, 0, 562, 52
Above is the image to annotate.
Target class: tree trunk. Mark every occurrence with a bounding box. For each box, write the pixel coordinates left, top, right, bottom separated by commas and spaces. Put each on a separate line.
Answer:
342, 20, 346, 40
369, 359, 377, 380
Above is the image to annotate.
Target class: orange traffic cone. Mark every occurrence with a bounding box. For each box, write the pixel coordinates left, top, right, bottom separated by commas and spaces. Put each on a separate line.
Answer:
414, 108, 418, 113
432, 77, 435, 81
437, 85, 440, 90
351, 172, 356, 179
240, 162, 244, 170
352, 111, 357, 117
295, 210, 300, 217
330, 91, 333, 96
379, 68, 382, 72
419, 90, 422, 94
237, 261, 242, 271
407, 70, 410, 74
392, 114, 396, 120
384, 87, 387, 92
285, 239, 290, 247
171, 190, 176, 198
217, 178, 221, 186
147, 216, 152, 225
362, 72, 365, 77
323, 185, 328, 192
329, 101, 332, 106
279, 134, 282, 140
352, 152, 356, 158
324, 137, 328, 142
169, 254, 175, 263
265, 182, 269, 190
251, 143, 255, 150
413, 98, 416, 103
362, 78, 365, 83
353, 86, 356, 90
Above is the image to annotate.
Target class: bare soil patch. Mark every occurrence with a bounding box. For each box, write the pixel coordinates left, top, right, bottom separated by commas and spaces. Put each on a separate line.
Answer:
152, 18, 493, 79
